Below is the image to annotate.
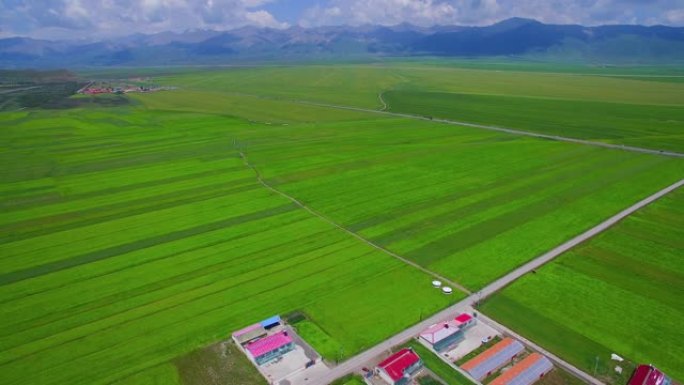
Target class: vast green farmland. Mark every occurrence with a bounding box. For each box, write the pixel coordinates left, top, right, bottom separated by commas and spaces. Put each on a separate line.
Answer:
158, 65, 684, 151
481, 188, 684, 381
0, 106, 457, 385
237, 116, 683, 289
2, 64, 684, 385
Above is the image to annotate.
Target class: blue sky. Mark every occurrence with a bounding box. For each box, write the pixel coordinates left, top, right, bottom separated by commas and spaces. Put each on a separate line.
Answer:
1, 0, 683, 40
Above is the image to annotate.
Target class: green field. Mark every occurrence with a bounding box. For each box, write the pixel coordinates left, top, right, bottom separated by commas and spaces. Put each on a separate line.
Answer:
1, 63, 683, 385
238, 115, 682, 289
0, 106, 458, 385
384, 90, 684, 152
481, 188, 684, 381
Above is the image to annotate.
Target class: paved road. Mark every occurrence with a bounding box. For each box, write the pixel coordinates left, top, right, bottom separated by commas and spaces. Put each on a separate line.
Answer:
220, 90, 684, 158
239, 151, 472, 295
295, 99, 684, 159
306, 178, 683, 385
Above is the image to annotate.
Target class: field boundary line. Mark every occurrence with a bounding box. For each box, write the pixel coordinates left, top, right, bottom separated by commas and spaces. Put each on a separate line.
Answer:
237, 150, 472, 295
309, 178, 683, 384
217, 90, 684, 158
294, 99, 684, 158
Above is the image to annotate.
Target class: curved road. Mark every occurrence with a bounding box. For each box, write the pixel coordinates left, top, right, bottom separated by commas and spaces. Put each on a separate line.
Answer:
304, 178, 683, 385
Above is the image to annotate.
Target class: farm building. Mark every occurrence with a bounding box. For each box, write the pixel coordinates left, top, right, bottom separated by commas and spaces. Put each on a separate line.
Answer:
232, 323, 267, 346
490, 353, 553, 385
628, 365, 672, 385
232, 315, 282, 346
245, 331, 295, 366
461, 337, 525, 380
376, 348, 423, 385
454, 313, 476, 328
420, 320, 465, 352
420, 313, 476, 352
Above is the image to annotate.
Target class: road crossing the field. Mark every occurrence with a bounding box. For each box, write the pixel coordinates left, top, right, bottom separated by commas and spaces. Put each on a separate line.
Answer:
303, 178, 684, 385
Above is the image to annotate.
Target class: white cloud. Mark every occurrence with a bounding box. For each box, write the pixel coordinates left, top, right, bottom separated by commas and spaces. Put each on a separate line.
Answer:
299, 0, 684, 27
301, 0, 459, 27
0, 0, 288, 39
0, 0, 682, 39
245, 9, 289, 28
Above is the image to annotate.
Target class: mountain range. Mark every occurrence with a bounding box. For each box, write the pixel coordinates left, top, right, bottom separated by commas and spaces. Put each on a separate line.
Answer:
2, 18, 684, 68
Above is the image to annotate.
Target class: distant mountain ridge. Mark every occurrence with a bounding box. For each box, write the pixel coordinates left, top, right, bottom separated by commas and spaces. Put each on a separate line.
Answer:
2, 18, 683, 67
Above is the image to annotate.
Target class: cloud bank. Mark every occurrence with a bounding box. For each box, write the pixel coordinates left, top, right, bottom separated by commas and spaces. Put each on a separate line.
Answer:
1, 0, 682, 39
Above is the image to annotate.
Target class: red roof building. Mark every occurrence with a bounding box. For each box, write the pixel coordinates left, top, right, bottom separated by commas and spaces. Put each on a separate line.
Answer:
628, 365, 672, 385
455, 313, 474, 325
245, 331, 295, 365
377, 348, 423, 385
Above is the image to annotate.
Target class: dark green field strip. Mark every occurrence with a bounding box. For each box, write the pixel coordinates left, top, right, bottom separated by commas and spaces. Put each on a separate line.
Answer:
52, 159, 245, 196
0, 187, 286, 270
404, 154, 662, 266
54, 139, 236, 177
0, 229, 359, 360
1, 178, 258, 242
268, 133, 620, 226
366, 146, 627, 236
346, 145, 596, 232
0, 203, 297, 286
613, 217, 684, 249
1, 241, 371, 363
0, 209, 309, 304
0, 215, 335, 337
0, 164, 250, 225
367, 148, 627, 251
561, 248, 684, 310
0, 208, 322, 331
481, 294, 618, 374
384, 90, 684, 152
0, 230, 342, 349
1, 165, 244, 213
0, 244, 383, 383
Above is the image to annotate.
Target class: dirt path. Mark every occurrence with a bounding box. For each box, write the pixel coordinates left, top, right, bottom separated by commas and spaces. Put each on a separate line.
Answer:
305, 178, 683, 385
238, 151, 472, 295
377, 92, 387, 111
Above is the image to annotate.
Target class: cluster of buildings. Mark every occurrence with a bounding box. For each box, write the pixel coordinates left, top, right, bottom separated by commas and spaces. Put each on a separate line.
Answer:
78, 81, 172, 95
227, 309, 674, 385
